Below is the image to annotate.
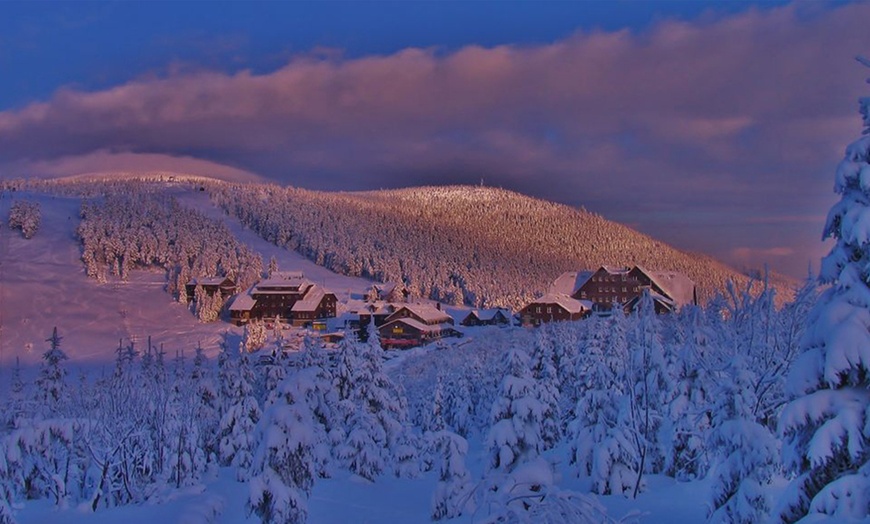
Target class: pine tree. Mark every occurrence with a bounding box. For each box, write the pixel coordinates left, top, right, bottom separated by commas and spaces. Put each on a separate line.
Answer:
666, 306, 713, 481
243, 320, 267, 353
486, 346, 542, 474
708, 356, 778, 524
249, 359, 318, 524
530, 330, 562, 450
36, 327, 68, 416
191, 344, 220, 463
569, 313, 637, 496
333, 326, 413, 480
430, 431, 473, 521
777, 62, 870, 523
625, 292, 672, 495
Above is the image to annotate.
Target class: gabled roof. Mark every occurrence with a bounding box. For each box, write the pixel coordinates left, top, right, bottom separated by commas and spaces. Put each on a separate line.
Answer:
625, 290, 677, 312
550, 271, 594, 296
634, 265, 696, 307
380, 317, 456, 335
187, 276, 232, 287
255, 272, 310, 290
464, 308, 510, 322
390, 304, 452, 324
291, 285, 335, 312
229, 289, 257, 311
528, 293, 591, 314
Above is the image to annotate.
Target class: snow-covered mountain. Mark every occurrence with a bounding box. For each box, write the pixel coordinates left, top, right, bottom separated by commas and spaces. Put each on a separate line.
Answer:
211, 182, 796, 309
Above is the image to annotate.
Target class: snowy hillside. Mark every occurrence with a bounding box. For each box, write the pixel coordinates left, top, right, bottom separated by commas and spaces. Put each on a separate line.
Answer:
0, 182, 375, 369
210, 183, 796, 310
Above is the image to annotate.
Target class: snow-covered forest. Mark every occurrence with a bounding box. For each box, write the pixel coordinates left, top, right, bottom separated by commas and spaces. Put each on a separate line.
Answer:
208, 184, 793, 310
0, 271, 847, 524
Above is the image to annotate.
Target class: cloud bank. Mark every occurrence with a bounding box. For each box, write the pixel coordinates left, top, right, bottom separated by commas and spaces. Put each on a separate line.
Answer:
1, 3, 869, 277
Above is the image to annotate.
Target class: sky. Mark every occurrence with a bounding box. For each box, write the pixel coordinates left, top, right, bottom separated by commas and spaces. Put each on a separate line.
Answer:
1, 1, 869, 279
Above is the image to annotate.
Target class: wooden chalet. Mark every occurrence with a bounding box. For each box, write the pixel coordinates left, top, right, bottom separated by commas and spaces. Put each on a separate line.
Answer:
290, 284, 337, 328
566, 265, 697, 314
519, 293, 591, 326
460, 308, 511, 327
185, 276, 237, 301
229, 272, 338, 326
378, 303, 459, 349
367, 282, 410, 303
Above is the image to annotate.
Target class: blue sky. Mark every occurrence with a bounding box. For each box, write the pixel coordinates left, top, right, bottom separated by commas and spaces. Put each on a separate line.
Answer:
1, 1, 868, 278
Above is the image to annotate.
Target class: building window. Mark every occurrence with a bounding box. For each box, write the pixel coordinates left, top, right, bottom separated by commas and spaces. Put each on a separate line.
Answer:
536, 306, 541, 313
623, 287, 627, 292
546, 307, 552, 314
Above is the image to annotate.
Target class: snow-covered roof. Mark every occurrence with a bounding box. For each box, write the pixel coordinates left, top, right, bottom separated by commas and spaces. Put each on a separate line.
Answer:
392, 304, 452, 324
291, 285, 328, 312
365, 301, 396, 315
255, 273, 310, 291
380, 317, 456, 335
466, 308, 509, 322
601, 265, 630, 275
549, 271, 593, 296
229, 290, 257, 311
625, 290, 677, 312
529, 293, 591, 314
187, 276, 231, 287
635, 266, 696, 307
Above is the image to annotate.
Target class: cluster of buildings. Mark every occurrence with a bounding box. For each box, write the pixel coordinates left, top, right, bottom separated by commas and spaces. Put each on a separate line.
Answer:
189, 265, 696, 349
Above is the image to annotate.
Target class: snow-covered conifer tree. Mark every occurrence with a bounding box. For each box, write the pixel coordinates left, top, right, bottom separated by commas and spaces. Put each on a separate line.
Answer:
248, 360, 318, 524
530, 330, 562, 450
486, 346, 542, 474
625, 292, 672, 493
708, 356, 778, 524
244, 320, 267, 353
443, 374, 474, 438
36, 327, 68, 416
570, 313, 637, 496
777, 61, 870, 523
191, 344, 220, 463
267, 256, 278, 277
666, 306, 713, 481
219, 342, 261, 481
334, 324, 414, 480
426, 375, 447, 434
430, 430, 472, 520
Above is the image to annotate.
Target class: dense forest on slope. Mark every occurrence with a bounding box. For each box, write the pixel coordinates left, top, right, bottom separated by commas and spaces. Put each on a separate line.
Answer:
211, 183, 794, 309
